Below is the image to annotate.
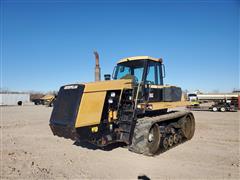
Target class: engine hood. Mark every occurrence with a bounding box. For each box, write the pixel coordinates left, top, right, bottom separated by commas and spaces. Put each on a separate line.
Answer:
83, 79, 133, 93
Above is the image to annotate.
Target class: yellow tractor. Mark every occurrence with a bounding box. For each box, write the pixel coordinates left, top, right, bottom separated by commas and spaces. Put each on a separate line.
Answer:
50, 56, 195, 155
32, 94, 56, 107
40, 94, 56, 107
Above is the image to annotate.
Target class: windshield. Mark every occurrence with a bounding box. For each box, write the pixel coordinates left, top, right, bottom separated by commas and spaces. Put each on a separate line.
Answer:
113, 60, 145, 83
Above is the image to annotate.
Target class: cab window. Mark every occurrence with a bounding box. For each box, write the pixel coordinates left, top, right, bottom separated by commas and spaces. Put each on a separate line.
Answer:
146, 62, 158, 85
115, 66, 131, 79
113, 60, 145, 83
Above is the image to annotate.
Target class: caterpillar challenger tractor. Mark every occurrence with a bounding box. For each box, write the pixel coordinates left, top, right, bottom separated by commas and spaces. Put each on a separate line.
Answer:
49, 56, 195, 156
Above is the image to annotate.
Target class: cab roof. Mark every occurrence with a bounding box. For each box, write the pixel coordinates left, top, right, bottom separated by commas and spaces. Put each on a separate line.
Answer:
117, 56, 162, 64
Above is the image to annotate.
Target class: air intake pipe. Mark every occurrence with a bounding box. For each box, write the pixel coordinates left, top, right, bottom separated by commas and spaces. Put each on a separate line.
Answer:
94, 51, 101, 81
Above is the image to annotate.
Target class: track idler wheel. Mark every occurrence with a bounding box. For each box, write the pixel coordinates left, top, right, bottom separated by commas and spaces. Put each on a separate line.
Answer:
179, 113, 195, 140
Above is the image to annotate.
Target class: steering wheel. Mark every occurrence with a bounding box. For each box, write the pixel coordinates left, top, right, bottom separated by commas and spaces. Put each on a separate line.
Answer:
133, 75, 139, 83
146, 80, 154, 85
120, 74, 140, 84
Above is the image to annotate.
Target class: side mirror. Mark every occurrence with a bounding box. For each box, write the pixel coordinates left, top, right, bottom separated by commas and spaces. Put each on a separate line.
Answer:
104, 74, 111, 81
162, 64, 166, 78
112, 66, 116, 79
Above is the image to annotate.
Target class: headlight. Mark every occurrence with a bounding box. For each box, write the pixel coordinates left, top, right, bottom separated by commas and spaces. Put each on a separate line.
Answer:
108, 98, 113, 104
110, 92, 116, 97
129, 96, 132, 100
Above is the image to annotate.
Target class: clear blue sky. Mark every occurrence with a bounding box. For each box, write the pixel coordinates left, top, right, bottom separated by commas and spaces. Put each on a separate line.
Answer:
1, 0, 239, 93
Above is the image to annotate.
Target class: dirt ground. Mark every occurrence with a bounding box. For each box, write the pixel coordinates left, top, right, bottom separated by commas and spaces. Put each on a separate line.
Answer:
1, 105, 239, 179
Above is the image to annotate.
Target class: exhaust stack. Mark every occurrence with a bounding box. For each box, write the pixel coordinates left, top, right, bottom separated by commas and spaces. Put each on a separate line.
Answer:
94, 51, 101, 81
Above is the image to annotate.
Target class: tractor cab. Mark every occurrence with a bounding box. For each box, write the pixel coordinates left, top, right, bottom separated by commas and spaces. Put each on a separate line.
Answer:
113, 56, 164, 85
113, 56, 181, 104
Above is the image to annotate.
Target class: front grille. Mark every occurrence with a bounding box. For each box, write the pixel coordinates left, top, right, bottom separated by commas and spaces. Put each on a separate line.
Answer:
50, 84, 85, 127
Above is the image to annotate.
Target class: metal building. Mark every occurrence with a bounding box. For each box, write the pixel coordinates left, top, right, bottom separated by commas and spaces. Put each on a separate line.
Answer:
0, 93, 30, 106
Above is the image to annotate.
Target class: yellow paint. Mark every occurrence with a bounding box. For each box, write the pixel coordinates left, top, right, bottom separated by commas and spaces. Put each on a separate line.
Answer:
108, 110, 117, 122
75, 91, 106, 128
75, 79, 133, 128
113, 111, 117, 120
145, 101, 190, 110
108, 110, 113, 122
84, 79, 132, 92
118, 56, 162, 64
40, 94, 55, 101
91, 126, 98, 133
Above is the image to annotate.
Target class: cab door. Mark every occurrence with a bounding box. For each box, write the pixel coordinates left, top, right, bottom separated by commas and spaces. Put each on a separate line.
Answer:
144, 61, 164, 102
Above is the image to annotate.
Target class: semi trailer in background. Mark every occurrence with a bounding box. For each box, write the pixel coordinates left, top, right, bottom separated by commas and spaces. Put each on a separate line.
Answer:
187, 93, 239, 112
0, 93, 30, 106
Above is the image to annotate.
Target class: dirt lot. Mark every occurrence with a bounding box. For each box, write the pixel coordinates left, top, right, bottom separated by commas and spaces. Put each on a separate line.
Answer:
1, 106, 239, 179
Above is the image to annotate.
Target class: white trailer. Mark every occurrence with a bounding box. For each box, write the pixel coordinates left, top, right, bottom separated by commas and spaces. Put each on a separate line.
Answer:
196, 94, 238, 100
187, 93, 239, 112
0, 93, 30, 106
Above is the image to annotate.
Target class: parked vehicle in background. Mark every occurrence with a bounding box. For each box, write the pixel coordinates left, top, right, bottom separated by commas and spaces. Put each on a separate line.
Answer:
210, 99, 238, 112
32, 94, 56, 107
187, 93, 239, 112
0, 93, 30, 106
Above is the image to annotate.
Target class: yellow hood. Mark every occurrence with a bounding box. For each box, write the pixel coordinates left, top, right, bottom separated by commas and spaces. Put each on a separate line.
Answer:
40, 94, 54, 100
83, 79, 133, 93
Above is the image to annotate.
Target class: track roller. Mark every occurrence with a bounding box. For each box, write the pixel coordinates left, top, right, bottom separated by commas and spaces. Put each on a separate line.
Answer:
160, 137, 169, 150
177, 133, 183, 143
173, 133, 179, 144
168, 135, 174, 147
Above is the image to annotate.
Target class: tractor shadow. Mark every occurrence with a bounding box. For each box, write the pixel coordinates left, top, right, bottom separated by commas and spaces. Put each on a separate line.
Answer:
73, 140, 127, 151
73, 139, 189, 155
138, 175, 151, 180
